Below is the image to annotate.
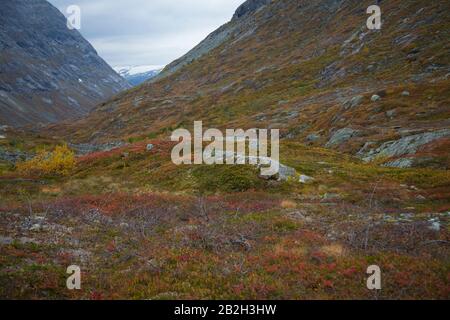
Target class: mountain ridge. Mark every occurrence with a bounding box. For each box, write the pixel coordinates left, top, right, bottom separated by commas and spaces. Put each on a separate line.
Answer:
152, 0, 272, 82
0, 0, 130, 127
48, 0, 450, 169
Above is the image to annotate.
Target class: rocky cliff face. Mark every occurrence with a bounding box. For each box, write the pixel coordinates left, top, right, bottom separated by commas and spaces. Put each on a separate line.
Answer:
0, 0, 130, 127
233, 0, 272, 19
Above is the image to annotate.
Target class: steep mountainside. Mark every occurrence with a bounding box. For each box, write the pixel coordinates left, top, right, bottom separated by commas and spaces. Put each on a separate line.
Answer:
0, 0, 130, 127
152, 0, 272, 81
52, 0, 449, 168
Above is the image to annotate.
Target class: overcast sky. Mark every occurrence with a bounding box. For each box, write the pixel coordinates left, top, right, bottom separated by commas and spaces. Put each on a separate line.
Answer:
48, 0, 244, 68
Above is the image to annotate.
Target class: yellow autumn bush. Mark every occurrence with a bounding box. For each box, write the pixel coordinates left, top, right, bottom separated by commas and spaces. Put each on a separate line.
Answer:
16, 144, 76, 177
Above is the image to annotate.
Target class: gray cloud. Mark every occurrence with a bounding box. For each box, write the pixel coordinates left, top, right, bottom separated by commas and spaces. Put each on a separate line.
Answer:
48, 0, 243, 67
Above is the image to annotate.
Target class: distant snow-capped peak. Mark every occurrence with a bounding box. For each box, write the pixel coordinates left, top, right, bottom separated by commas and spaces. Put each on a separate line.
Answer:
114, 65, 165, 86
114, 65, 164, 77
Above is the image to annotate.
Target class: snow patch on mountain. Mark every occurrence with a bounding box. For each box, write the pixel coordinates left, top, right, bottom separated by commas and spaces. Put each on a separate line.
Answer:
114, 65, 164, 86
114, 65, 164, 76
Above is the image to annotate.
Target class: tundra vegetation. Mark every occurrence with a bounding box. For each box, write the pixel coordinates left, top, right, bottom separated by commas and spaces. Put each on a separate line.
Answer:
0, 132, 448, 299
0, 0, 449, 300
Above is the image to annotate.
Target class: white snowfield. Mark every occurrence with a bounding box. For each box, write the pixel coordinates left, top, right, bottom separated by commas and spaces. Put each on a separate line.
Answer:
114, 65, 165, 76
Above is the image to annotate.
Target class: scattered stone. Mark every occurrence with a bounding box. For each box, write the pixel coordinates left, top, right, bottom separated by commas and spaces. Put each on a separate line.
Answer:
399, 213, 414, 222
325, 128, 361, 148
343, 95, 364, 110
146, 144, 154, 151
29, 224, 42, 232
0, 135, 5, 139
278, 164, 297, 181
305, 133, 321, 143
401, 91, 410, 97
416, 195, 426, 201
120, 222, 129, 229
428, 218, 441, 232
371, 94, 381, 102
299, 175, 314, 184
386, 109, 397, 118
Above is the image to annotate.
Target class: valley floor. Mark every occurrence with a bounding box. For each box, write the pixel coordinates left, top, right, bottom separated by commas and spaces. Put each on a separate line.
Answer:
0, 139, 448, 299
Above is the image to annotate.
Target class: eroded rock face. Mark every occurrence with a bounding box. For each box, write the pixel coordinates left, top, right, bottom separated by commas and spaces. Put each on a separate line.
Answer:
233, 0, 272, 19
325, 128, 361, 148
0, 0, 130, 127
361, 129, 450, 162
343, 95, 364, 110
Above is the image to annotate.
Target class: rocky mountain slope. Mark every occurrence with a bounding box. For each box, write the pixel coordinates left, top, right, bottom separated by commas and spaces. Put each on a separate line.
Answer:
0, 0, 130, 127
52, 0, 449, 169
1, 0, 449, 300
152, 0, 271, 81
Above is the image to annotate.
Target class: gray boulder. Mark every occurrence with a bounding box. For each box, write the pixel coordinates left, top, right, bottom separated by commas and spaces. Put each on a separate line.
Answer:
371, 94, 381, 102
299, 175, 314, 184
306, 133, 321, 143
361, 129, 450, 162
278, 164, 297, 181
343, 95, 364, 110
386, 109, 397, 118
325, 128, 361, 148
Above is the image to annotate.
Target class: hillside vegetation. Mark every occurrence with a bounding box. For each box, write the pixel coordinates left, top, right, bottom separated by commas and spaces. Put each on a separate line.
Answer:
0, 0, 449, 299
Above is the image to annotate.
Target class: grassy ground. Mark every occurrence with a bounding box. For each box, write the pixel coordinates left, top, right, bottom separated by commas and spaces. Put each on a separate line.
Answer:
0, 138, 448, 299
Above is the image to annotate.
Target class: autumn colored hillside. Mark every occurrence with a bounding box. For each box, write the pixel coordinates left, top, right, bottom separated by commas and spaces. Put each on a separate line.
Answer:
0, 0, 449, 300
48, 0, 450, 169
